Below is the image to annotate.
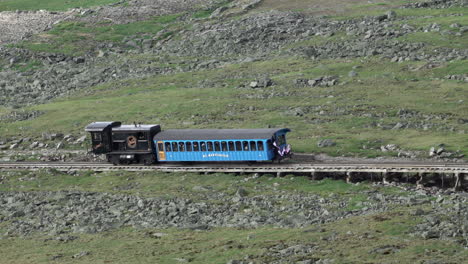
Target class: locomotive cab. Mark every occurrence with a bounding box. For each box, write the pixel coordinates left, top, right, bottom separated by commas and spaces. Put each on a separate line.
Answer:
85, 121, 161, 165
85, 121, 121, 154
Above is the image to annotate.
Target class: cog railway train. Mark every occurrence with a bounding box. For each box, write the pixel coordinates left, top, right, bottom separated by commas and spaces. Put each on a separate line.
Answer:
85, 122, 292, 165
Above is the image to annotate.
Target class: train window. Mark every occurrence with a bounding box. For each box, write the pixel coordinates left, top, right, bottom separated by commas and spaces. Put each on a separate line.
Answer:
267, 140, 272, 149
158, 143, 164, 151
278, 135, 286, 145
250, 141, 257, 151
137, 132, 146, 140
201, 142, 207, 151
235, 141, 242, 151
207, 142, 213, 151
221, 142, 228, 151
165, 142, 171, 152
228, 141, 234, 151
214, 142, 220, 151
242, 141, 249, 151
257, 141, 264, 151
179, 142, 185, 152
172, 142, 178, 152
186, 142, 192, 152
193, 142, 200, 151
92, 133, 102, 141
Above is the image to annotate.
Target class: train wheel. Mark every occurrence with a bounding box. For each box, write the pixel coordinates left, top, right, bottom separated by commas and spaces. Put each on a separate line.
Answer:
107, 155, 120, 165
143, 155, 155, 166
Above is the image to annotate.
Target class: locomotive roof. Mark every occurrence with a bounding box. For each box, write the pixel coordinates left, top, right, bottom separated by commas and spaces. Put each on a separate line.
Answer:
85, 122, 160, 132
112, 124, 161, 132
153, 128, 290, 141
85, 121, 121, 132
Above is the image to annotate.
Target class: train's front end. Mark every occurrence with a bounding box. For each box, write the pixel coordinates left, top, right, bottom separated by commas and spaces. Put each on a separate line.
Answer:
271, 128, 292, 161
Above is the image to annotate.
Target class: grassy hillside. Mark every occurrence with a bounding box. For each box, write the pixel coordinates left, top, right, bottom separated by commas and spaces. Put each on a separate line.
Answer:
1, 56, 467, 157
0, 0, 466, 159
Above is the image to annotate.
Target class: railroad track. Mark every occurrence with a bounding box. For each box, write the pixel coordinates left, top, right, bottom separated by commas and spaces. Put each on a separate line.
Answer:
0, 161, 467, 173
1, 161, 467, 190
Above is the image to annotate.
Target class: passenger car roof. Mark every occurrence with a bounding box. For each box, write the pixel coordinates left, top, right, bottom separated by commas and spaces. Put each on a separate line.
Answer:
153, 128, 290, 141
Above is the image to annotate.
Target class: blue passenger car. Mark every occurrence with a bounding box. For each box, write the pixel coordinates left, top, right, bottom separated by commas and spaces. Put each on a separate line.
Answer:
153, 128, 291, 162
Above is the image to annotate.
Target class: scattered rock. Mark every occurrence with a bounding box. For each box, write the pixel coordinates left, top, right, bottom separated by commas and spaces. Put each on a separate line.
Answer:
72, 251, 90, 259
294, 76, 338, 87
210, 6, 228, 18
380, 144, 398, 152
75, 135, 87, 144
421, 230, 439, 239
249, 77, 273, 88
317, 139, 336, 148
51, 254, 64, 260
385, 11, 396, 20
235, 187, 249, 198
348, 70, 358, 77
369, 245, 400, 255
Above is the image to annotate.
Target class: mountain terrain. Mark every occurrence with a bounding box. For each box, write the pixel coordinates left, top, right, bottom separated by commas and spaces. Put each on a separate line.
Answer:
0, 0, 467, 263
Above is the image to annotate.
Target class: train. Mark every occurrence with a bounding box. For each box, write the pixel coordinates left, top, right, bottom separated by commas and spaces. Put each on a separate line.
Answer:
85, 121, 292, 165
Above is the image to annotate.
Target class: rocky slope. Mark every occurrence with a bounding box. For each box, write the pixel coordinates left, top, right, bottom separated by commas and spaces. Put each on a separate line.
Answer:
0, 0, 467, 107
0, 170, 467, 263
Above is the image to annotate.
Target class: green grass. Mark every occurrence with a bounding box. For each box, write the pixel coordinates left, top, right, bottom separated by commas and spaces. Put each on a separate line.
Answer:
15, 14, 182, 55
258, 0, 408, 16
331, 4, 468, 20
0, 0, 121, 11
397, 32, 468, 49
0, 170, 379, 199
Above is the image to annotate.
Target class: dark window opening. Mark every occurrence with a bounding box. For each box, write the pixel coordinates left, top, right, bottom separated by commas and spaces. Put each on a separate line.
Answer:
243, 141, 249, 151
137, 132, 146, 140
228, 141, 234, 151
158, 143, 164, 152
214, 142, 220, 151
278, 134, 286, 145
193, 142, 200, 151
221, 142, 228, 151
235, 141, 242, 151
186, 142, 192, 152
165, 142, 171, 152
250, 141, 257, 151
267, 140, 273, 149
207, 142, 213, 151
92, 133, 102, 141
257, 141, 264, 151
179, 142, 185, 152
201, 142, 207, 151
172, 142, 178, 152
